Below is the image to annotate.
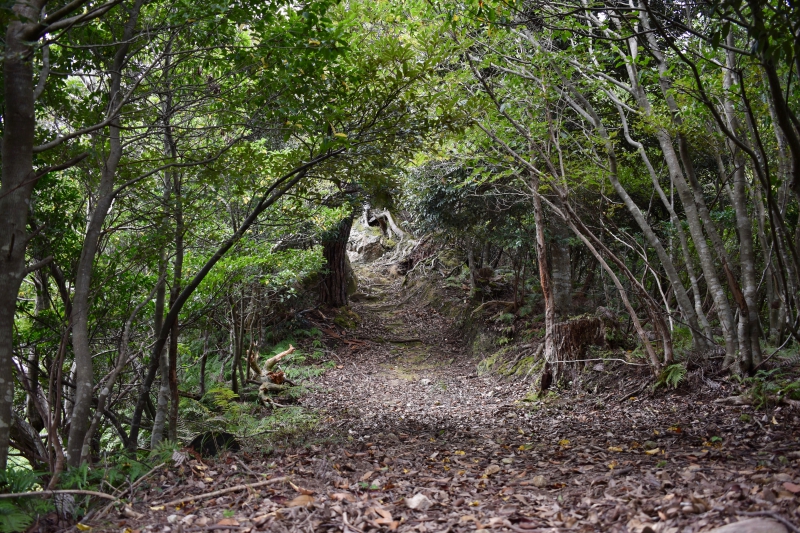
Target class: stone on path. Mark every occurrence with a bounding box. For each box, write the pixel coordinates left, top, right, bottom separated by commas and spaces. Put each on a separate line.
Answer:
406, 493, 432, 511
707, 518, 788, 533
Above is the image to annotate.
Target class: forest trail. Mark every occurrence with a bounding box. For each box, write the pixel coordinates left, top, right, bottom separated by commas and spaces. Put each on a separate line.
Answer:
90, 265, 800, 533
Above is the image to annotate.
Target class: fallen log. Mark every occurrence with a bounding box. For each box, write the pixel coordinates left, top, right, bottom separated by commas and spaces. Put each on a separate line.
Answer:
262, 345, 294, 374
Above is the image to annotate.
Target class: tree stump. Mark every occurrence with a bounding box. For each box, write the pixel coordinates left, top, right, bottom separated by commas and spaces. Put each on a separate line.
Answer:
549, 308, 619, 384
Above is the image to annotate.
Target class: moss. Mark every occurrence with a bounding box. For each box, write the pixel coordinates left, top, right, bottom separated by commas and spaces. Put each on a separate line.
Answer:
438, 249, 464, 269
333, 307, 361, 329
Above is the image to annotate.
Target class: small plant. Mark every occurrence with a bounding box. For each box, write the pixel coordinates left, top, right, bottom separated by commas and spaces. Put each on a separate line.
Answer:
656, 363, 687, 389
745, 368, 800, 409
0, 467, 52, 533
203, 386, 240, 413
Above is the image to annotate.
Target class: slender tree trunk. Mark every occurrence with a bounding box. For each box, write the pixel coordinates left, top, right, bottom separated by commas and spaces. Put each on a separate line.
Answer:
467, 242, 477, 293
549, 208, 572, 318
199, 332, 209, 397
150, 253, 168, 449
320, 217, 354, 307
67, 152, 118, 466
529, 174, 556, 368
167, 172, 183, 442
66, 0, 143, 467
634, 9, 738, 360
80, 282, 157, 463
723, 39, 761, 369
613, 99, 709, 348
230, 296, 241, 395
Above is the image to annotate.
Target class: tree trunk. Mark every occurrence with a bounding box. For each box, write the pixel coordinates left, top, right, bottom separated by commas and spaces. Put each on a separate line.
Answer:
230, 295, 242, 395
0, 0, 41, 470
167, 173, 183, 442
634, 8, 738, 361
723, 38, 761, 369
319, 217, 354, 307
199, 332, 209, 398
150, 255, 168, 449
528, 173, 556, 380
66, 0, 143, 467
549, 207, 572, 318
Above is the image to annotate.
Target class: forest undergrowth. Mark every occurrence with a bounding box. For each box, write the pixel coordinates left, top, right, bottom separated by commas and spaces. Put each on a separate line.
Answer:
61, 260, 800, 533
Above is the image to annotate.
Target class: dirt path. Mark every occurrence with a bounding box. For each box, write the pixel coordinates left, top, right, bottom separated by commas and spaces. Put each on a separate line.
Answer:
90, 269, 800, 533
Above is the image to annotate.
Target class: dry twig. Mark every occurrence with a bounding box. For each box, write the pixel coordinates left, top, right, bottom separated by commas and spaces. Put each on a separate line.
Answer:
162, 476, 288, 507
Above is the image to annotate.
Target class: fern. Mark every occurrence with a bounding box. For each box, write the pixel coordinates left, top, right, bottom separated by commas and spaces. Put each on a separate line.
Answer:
0, 501, 32, 533
779, 353, 800, 369
657, 364, 687, 389
203, 386, 239, 412
0, 467, 51, 533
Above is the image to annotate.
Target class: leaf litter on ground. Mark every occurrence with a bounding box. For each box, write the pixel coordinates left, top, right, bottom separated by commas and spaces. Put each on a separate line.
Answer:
85, 269, 800, 533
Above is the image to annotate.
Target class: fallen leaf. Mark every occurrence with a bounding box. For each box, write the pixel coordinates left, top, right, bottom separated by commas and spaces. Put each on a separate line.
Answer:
149, 505, 165, 511
287, 494, 315, 507
215, 518, 240, 526
360, 471, 374, 481
559, 439, 570, 447
253, 515, 271, 527
608, 446, 624, 452
331, 492, 356, 502
375, 508, 394, 525
783, 482, 800, 494
645, 448, 661, 455
454, 450, 466, 455
290, 481, 314, 495
76, 524, 92, 531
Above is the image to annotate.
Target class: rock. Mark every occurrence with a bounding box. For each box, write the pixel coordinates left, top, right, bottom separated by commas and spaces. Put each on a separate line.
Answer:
349, 222, 385, 262
167, 515, 179, 524
643, 440, 659, 450
707, 518, 787, 533
484, 464, 501, 476
386, 433, 399, 442
406, 493, 432, 511
187, 431, 239, 457
531, 475, 547, 487
420, 379, 431, 386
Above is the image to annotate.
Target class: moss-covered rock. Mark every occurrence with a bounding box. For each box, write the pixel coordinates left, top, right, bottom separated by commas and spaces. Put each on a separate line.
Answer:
333, 306, 361, 329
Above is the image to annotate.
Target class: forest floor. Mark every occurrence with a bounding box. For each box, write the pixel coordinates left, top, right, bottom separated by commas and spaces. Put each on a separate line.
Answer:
86, 266, 800, 533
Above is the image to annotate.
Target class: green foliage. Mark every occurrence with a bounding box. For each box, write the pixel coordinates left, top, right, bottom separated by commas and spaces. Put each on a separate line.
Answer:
0, 501, 33, 533
745, 369, 800, 409
671, 327, 693, 354
0, 468, 52, 532
203, 387, 241, 415
657, 364, 688, 390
